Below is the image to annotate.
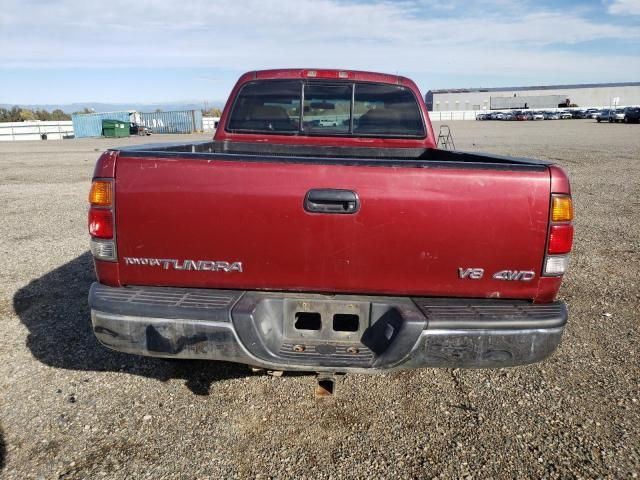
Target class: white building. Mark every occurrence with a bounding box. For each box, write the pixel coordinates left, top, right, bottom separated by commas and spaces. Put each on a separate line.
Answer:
425, 82, 640, 111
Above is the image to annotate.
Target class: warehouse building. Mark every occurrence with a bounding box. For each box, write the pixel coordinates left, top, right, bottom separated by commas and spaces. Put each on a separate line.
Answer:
425, 82, 640, 111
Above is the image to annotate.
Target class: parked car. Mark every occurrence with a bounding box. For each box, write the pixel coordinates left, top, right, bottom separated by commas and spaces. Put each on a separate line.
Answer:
611, 108, 626, 123
87, 68, 573, 376
130, 122, 152, 136
532, 111, 545, 121
503, 112, 514, 121
623, 106, 640, 123
544, 111, 560, 120
584, 109, 599, 119
476, 113, 489, 120
514, 111, 528, 121
559, 111, 573, 119
596, 109, 612, 122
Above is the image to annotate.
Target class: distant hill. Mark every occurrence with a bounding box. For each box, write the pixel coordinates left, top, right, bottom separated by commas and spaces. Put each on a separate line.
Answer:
0, 101, 225, 114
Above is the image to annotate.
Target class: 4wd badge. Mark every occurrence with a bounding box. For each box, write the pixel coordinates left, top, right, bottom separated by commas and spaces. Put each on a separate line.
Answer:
458, 267, 535, 281
492, 270, 535, 281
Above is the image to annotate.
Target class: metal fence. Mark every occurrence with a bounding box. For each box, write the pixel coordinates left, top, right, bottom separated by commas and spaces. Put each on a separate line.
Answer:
71, 110, 204, 137
0, 121, 75, 141
72, 111, 132, 138
139, 110, 203, 134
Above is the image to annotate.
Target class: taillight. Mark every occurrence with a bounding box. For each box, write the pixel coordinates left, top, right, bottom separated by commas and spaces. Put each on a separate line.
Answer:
543, 194, 573, 276
547, 224, 574, 254
89, 180, 112, 206
88, 208, 113, 238
88, 179, 116, 261
551, 195, 573, 222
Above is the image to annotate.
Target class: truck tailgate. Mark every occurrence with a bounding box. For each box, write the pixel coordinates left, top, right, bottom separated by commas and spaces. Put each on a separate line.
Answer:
114, 155, 551, 300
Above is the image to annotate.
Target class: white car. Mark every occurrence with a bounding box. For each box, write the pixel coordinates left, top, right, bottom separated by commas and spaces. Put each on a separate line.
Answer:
559, 111, 572, 119
532, 112, 545, 120
611, 108, 626, 122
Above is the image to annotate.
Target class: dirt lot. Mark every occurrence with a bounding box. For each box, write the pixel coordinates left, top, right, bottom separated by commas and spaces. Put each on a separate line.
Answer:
1, 121, 638, 479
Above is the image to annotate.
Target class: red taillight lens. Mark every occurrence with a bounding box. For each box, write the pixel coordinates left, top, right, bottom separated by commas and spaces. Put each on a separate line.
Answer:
88, 208, 113, 239
548, 224, 573, 254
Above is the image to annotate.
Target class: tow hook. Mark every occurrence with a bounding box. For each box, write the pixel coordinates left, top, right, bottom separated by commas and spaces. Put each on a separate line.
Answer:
315, 373, 337, 398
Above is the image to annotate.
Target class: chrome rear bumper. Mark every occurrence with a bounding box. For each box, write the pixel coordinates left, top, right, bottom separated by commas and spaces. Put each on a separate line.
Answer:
90, 283, 567, 372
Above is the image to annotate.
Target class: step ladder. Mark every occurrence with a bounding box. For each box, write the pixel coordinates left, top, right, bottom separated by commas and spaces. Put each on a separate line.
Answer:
437, 125, 456, 150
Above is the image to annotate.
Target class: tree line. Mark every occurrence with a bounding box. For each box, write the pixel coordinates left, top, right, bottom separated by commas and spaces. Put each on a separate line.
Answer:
0, 106, 72, 122
202, 107, 222, 117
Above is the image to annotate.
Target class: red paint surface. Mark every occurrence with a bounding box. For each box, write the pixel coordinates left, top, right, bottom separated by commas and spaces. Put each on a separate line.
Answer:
94, 260, 120, 287
93, 151, 117, 178
109, 156, 554, 300
549, 165, 571, 194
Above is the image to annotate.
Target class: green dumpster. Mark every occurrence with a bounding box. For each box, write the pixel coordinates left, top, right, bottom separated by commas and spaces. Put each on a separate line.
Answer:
102, 119, 130, 138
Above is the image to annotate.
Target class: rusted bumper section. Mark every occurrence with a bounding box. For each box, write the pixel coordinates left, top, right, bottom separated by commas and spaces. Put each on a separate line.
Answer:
89, 283, 567, 372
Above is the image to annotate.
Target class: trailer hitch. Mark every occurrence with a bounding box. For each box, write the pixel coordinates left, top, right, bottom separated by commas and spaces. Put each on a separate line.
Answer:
315, 373, 337, 398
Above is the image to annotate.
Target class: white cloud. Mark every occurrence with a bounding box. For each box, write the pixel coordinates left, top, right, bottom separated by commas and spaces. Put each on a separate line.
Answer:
0, 0, 638, 85
608, 0, 640, 15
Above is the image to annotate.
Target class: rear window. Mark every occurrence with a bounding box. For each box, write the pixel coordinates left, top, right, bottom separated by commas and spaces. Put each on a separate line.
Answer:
227, 80, 425, 138
303, 83, 352, 134
353, 83, 424, 136
227, 81, 300, 133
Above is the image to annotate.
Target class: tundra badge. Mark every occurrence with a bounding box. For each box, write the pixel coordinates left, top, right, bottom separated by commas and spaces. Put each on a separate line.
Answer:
124, 257, 243, 272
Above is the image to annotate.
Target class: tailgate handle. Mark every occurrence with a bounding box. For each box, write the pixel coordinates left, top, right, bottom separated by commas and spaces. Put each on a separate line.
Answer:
304, 189, 360, 214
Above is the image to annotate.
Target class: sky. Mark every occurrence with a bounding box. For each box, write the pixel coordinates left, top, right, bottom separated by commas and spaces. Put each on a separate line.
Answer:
0, 0, 639, 105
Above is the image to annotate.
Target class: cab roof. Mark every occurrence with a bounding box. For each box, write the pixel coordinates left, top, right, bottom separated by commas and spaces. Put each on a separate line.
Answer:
237, 69, 416, 88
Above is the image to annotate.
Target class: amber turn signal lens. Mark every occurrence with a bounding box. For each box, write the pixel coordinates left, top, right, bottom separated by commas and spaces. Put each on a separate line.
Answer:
551, 195, 573, 222
89, 180, 112, 206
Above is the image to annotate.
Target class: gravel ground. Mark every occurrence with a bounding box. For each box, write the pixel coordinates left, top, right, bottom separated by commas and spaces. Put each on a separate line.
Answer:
0, 122, 638, 479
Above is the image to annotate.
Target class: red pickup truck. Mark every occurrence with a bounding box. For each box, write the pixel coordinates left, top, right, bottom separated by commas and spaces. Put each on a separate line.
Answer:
88, 69, 573, 375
